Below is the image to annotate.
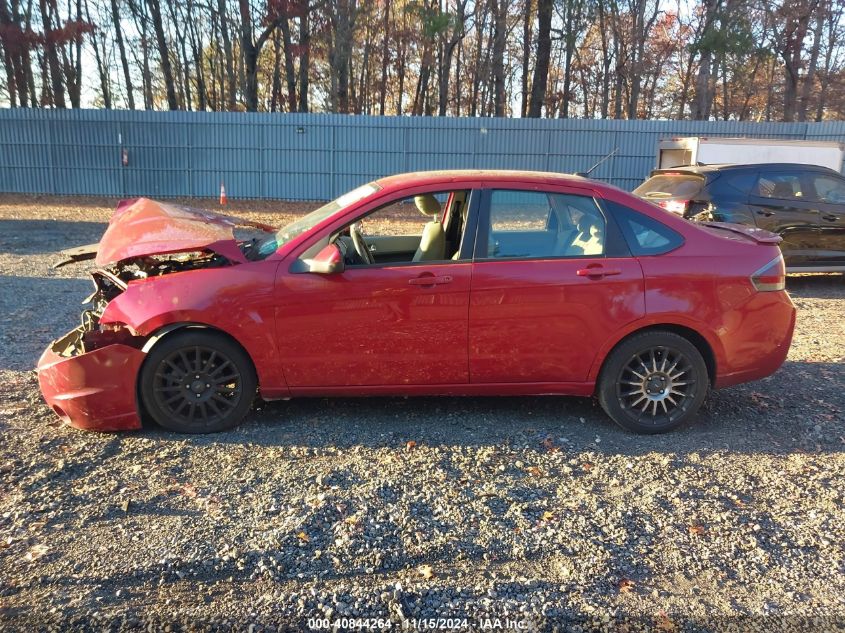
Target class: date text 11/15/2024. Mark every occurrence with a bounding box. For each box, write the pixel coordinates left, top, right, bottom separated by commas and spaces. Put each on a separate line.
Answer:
307, 617, 529, 630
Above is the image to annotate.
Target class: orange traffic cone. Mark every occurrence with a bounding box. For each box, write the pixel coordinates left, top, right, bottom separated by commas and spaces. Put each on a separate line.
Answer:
219, 182, 228, 206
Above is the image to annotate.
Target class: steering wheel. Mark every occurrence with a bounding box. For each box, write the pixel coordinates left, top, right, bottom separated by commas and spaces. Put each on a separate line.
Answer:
349, 221, 374, 265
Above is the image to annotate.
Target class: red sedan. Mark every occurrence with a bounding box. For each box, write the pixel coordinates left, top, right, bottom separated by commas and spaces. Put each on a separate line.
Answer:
38, 170, 796, 434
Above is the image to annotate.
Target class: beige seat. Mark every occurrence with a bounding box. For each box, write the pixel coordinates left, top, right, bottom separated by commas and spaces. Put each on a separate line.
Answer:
412, 194, 446, 262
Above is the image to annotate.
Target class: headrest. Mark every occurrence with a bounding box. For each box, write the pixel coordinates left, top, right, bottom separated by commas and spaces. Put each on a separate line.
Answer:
414, 194, 441, 217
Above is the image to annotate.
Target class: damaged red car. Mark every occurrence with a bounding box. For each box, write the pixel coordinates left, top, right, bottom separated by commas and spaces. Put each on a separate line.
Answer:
38, 170, 796, 434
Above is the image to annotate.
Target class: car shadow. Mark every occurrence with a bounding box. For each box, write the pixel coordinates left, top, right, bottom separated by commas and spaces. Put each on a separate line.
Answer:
786, 272, 844, 299
129, 359, 845, 457
0, 275, 91, 371
0, 219, 105, 255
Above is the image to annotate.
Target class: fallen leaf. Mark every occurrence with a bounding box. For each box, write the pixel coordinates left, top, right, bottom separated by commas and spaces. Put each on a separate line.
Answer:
687, 524, 706, 536
540, 437, 559, 453
297, 531, 310, 543
541, 511, 555, 522
655, 611, 678, 632
525, 466, 542, 477
120, 499, 131, 512
180, 484, 198, 499
418, 564, 434, 579
582, 463, 593, 472
24, 544, 48, 562
406, 440, 417, 450
618, 578, 636, 593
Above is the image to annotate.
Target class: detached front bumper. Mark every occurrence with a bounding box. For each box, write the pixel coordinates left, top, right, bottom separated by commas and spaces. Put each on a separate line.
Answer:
37, 329, 146, 431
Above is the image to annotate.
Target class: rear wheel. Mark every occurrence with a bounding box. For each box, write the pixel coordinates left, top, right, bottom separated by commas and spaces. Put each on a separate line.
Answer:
598, 331, 708, 434
139, 329, 257, 433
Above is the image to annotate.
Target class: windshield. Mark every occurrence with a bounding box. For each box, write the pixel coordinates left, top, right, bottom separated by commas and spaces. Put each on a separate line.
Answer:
252, 182, 381, 259
633, 174, 704, 199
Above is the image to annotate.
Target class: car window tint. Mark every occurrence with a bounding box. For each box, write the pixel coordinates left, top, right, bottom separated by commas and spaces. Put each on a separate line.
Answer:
486, 190, 605, 259
607, 201, 684, 256
633, 174, 703, 198
722, 172, 757, 195
756, 173, 805, 199
810, 175, 845, 203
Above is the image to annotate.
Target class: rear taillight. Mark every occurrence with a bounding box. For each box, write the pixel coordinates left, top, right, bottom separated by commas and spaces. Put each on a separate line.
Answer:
657, 199, 689, 215
751, 255, 786, 292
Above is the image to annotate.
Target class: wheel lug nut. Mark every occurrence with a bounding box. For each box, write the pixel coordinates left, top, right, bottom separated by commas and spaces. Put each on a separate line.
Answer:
206, 384, 211, 388
195, 394, 201, 398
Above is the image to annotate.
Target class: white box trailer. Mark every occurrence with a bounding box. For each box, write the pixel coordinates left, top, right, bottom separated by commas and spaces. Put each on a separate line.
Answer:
656, 137, 845, 172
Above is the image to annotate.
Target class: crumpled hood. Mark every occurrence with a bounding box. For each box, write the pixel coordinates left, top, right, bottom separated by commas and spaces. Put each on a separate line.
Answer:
94, 198, 276, 266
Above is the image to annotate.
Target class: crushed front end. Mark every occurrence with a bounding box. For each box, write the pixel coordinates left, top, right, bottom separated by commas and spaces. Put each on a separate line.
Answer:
37, 269, 148, 431
37, 250, 231, 431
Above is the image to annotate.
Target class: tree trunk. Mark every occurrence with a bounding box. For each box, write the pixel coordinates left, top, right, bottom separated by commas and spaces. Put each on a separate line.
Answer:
38, 0, 66, 107
298, 0, 310, 112
110, 0, 135, 109
528, 0, 551, 117
279, 11, 297, 112
84, 0, 111, 108
146, 0, 178, 109
217, 0, 236, 109
270, 29, 282, 111
520, 0, 533, 116
490, 0, 507, 116
798, 1, 824, 121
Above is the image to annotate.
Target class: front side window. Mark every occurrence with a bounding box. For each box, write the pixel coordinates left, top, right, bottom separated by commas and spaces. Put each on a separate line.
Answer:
756, 173, 805, 200
484, 190, 606, 259
810, 174, 845, 203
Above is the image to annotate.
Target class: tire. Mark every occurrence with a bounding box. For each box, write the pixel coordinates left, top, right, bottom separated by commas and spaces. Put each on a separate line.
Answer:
597, 330, 709, 434
139, 329, 257, 434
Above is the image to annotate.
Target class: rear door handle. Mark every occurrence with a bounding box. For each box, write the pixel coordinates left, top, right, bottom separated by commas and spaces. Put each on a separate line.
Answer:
576, 267, 621, 278
756, 210, 775, 217
822, 213, 839, 222
409, 275, 453, 286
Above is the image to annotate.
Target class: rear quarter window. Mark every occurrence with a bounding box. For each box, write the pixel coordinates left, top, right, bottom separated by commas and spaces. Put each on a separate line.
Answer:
606, 201, 684, 256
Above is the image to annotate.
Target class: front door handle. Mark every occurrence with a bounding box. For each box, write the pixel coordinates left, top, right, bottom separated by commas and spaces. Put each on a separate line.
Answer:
822, 213, 839, 222
409, 275, 453, 286
756, 210, 775, 217
576, 267, 621, 278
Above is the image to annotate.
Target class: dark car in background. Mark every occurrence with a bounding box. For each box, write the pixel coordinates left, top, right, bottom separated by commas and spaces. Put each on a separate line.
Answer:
634, 163, 845, 272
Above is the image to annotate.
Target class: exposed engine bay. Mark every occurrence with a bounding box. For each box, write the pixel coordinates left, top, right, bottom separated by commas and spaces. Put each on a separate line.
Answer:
51, 250, 230, 358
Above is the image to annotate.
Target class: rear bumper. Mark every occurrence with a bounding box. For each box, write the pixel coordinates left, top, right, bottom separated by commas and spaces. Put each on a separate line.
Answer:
37, 337, 145, 432
714, 291, 796, 388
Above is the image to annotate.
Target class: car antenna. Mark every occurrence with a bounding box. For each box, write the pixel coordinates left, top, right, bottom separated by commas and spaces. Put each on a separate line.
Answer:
575, 147, 619, 178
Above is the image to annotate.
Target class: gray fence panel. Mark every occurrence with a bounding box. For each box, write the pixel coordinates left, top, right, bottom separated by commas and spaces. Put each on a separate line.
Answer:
0, 109, 843, 201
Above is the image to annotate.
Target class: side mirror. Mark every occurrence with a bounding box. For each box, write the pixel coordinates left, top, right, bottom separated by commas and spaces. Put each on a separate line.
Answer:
307, 243, 345, 274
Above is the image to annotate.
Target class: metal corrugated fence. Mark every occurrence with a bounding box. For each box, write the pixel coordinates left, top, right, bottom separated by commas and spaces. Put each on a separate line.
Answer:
1, 109, 844, 200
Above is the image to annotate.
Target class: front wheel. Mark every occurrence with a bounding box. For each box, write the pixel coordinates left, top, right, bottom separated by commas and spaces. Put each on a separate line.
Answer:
598, 331, 709, 434
139, 329, 257, 433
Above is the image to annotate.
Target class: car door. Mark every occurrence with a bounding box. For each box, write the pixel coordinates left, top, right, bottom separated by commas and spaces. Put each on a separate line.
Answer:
273, 189, 478, 389
806, 171, 845, 266
468, 185, 645, 385
748, 170, 820, 267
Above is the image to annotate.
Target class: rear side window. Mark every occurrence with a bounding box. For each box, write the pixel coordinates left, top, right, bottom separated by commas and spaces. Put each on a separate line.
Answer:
484, 190, 606, 259
720, 172, 757, 195
633, 174, 704, 199
607, 201, 684, 256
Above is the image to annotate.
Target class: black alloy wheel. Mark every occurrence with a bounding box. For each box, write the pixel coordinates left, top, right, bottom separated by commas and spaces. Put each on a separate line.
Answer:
140, 330, 257, 433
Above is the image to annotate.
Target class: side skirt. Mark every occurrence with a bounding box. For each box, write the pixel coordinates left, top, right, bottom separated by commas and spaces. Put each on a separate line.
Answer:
282, 382, 595, 399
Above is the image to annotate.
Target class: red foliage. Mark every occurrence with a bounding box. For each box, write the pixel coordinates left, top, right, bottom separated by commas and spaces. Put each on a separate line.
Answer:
46, 19, 95, 45
0, 24, 42, 54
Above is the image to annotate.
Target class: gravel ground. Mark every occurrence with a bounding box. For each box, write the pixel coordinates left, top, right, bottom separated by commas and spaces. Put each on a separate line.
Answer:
0, 195, 844, 632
